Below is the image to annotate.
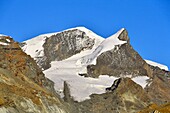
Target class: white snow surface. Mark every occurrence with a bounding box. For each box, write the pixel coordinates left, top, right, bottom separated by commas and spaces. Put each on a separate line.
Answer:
22, 35, 46, 58
0, 42, 9, 45
145, 60, 168, 71
6, 39, 11, 42
132, 76, 150, 88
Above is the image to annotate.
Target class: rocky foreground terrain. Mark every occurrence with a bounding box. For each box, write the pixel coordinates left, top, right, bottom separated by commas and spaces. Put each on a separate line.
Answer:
0, 36, 71, 113
0, 27, 170, 113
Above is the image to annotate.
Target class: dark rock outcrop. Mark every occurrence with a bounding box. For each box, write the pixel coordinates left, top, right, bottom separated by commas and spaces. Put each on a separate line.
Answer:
106, 78, 121, 92
63, 81, 71, 102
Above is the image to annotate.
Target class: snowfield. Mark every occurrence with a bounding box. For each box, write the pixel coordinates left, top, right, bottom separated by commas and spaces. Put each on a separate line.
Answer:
44, 60, 118, 101
132, 76, 150, 88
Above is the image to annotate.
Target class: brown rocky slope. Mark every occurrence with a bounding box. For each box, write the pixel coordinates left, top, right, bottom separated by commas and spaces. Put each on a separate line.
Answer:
0, 35, 72, 113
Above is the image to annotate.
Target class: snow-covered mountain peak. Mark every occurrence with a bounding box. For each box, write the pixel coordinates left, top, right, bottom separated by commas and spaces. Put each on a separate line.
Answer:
73, 26, 105, 48
74, 26, 104, 40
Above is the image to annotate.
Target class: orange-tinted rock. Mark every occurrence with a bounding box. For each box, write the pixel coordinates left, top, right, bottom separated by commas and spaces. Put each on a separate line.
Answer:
0, 37, 69, 113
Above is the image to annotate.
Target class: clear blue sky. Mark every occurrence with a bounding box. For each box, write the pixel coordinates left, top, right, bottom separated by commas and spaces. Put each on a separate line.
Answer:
0, 0, 170, 68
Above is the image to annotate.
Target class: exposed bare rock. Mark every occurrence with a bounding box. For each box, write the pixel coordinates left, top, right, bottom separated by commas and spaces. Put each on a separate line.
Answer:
0, 36, 71, 113
117, 28, 130, 42
139, 103, 170, 113
44, 29, 94, 61
63, 81, 71, 102
145, 74, 170, 105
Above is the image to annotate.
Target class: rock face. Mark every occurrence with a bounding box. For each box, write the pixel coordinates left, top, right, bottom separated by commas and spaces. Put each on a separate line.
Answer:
145, 66, 170, 104
0, 36, 70, 113
0, 36, 54, 92
44, 29, 95, 61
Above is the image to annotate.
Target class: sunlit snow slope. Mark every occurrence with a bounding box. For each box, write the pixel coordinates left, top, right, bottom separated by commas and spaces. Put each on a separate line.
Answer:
145, 60, 168, 71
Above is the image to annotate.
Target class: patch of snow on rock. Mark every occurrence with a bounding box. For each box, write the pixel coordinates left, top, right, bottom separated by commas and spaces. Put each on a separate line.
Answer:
145, 60, 168, 71
0, 42, 9, 45
132, 76, 150, 89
